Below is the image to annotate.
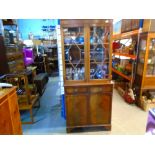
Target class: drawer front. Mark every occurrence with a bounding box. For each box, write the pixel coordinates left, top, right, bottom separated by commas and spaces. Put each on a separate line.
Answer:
65, 87, 88, 94
90, 85, 112, 93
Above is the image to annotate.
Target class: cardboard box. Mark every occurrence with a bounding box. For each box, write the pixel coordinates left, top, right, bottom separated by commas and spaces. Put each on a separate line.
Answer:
143, 19, 155, 32
131, 19, 140, 30
121, 19, 132, 33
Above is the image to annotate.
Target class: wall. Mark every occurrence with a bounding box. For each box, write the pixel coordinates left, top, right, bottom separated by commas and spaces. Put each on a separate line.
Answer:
17, 19, 59, 40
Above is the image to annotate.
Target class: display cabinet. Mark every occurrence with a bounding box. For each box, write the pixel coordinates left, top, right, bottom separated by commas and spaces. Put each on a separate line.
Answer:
134, 32, 155, 111
61, 20, 113, 133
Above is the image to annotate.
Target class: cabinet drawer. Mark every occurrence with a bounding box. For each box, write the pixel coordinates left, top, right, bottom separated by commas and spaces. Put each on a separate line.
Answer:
65, 87, 88, 94
90, 85, 112, 93
90, 87, 103, 93
102, 85, 112, 92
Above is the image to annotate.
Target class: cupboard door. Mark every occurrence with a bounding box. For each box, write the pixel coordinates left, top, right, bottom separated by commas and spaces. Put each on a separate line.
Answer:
89, 93, 112, 125
66, 94, 88, 127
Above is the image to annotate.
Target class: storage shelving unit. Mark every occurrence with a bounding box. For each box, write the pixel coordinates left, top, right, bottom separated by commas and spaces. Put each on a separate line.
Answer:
61, 19, 113, 133
112, 29, 141, 90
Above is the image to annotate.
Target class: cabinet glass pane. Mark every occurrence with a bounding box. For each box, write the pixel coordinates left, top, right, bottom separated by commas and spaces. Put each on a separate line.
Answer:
63, 27, 85, 80
90, 26, 109, 79
137, 38, 146, 75
146, 38, 155, 76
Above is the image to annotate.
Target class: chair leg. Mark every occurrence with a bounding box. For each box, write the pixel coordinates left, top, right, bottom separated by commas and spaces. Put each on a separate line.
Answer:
34, 98, 40, 108
29, 108, 34, 124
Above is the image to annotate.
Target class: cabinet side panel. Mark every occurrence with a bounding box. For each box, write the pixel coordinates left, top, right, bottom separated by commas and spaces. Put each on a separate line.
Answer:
0, 99, 13, 134
8, 92, 22, 134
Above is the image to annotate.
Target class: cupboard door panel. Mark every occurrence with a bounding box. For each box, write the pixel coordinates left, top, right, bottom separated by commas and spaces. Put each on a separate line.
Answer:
89, 93, 112, 125
66, 94, 88, 127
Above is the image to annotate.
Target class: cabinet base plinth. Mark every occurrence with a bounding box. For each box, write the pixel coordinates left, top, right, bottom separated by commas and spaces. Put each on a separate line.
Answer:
66, 125, 111, 133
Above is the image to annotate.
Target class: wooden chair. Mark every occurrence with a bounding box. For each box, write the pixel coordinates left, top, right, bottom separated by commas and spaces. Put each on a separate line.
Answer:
5, 70, 40, 124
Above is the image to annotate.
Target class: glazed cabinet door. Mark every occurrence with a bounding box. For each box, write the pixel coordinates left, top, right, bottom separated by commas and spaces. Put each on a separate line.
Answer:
88, 25, 111, 80
65, 94, 88, 127
89, 93, 112, 125
62, 26, 86, 81
145, 37, 155, 76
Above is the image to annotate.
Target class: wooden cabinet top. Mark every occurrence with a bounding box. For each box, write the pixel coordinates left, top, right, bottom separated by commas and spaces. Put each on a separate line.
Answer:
0, 86, 16, 100
61, 19, 113, 26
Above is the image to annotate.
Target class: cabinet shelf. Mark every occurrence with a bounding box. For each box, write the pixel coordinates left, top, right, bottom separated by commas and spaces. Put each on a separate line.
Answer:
112, 68, 132, 81
90, 61, 109, 64
113, 29, 140, 40
90, 43, 109, 46
64, 44, 84, 46
142, 86, 155, 90
112, 52, 137, 60
65, 60, 85, 65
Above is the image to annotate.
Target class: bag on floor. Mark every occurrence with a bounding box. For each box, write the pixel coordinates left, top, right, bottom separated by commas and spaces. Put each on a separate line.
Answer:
123, 88, 135, 104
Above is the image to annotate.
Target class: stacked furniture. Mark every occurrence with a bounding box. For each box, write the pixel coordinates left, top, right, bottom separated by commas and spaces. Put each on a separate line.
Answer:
61, 19, 113, 133
0, 20, 40, 123
0, 20, 25, 74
